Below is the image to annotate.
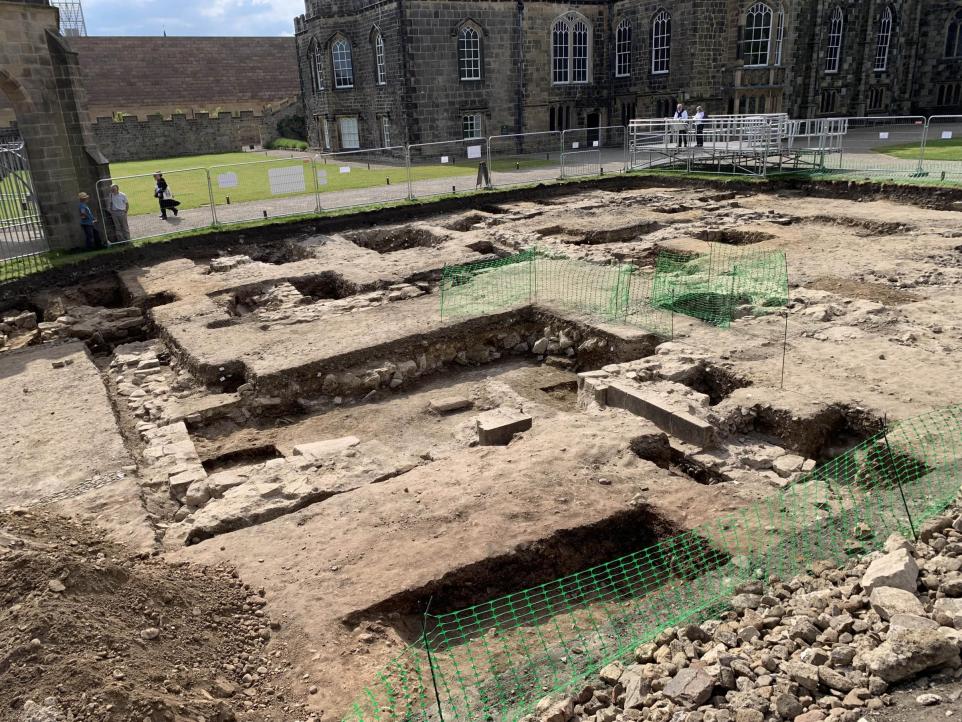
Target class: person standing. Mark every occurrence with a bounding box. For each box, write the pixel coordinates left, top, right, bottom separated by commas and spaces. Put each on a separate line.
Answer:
77, 192, 102, 250
693, 106, 706, 147
673, 103, 690, 147
153, 172, 180, 220
108, 184, 130, 242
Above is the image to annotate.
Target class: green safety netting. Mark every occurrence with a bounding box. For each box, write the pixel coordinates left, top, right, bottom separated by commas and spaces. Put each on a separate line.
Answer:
440, 245, 788, 335
342, 405, 962, 722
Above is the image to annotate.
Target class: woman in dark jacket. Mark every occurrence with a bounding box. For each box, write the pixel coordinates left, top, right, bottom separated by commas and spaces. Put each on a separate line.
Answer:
153, 172, 180, 220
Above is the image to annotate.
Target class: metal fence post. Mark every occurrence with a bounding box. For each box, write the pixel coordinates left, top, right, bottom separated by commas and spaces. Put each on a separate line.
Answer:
559, 130, 567, 180
205, 169, 218, 227
622, 125, 629, 173
486, 136, 493, 189
310, 156, 322, 213
405, 145, 414, 201
919, 118, 930, 177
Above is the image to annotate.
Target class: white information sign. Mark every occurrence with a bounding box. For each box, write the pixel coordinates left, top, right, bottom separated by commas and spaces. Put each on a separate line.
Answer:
466, 145, 482, 159
571, 142, 580, 149
316, 170, 328, 186
267, 166, 305, 195
339, 166, 351, 174
217, 172, 238, 189
942, 131, 954, 140
879, 132, 890, 140
441, 156, 450, 164
592, 140, 599, 147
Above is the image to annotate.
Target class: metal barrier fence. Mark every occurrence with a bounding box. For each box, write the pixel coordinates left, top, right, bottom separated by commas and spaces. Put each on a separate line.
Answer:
97, 167, 214, 245
561, 126, 626, 178
208, 156, 320, 226
821, 116, 928, 178
6, 113, 952, 266
341, 404, 962, 722
0, 141, 48, 281
316, 146, 410, 210
921, 115, 962, 183
408, 138, 490, 200
487, 131, 562, 189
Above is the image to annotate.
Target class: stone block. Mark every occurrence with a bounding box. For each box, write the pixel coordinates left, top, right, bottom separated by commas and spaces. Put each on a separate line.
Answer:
428, 396, 473, 414
605, 381, 715, 448
861, 548, 919, 593
476, 408, 532, 446
870, 586, 925, 620
292, 436, 360, 460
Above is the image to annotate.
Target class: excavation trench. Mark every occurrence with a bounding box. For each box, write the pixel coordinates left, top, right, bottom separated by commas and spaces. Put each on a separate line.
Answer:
345, 225, 448, 253
344, 503, 728, 643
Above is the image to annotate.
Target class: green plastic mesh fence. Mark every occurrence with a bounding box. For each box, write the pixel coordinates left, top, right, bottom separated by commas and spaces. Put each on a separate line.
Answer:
439, 245, 787, 335
341, 404, 962, 722
650, 246, 788, 328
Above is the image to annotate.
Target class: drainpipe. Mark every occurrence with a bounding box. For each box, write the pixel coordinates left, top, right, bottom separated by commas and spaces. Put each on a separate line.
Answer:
398, 0, 414, 144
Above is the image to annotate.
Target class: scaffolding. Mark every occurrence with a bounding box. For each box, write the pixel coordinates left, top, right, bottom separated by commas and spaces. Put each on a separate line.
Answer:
51, 0, 88, 37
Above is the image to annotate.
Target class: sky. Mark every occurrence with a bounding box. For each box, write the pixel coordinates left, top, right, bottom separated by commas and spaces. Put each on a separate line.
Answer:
81, 0, 303, 37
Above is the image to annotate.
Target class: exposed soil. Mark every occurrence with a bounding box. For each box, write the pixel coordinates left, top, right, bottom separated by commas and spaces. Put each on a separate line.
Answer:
0, 510, 296, 721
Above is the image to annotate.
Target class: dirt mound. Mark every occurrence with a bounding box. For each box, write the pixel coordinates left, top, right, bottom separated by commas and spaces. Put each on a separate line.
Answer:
0, 510, 295, 721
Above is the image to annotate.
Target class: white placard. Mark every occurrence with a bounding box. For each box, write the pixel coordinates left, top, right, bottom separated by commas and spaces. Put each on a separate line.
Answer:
571, 142, 580, 149
440, 156, 450, 164
942, 131, 954, 140
879, 132, 890, 140
339, 166, 351, 174
316, 170, 328, 186
217, 172, 238, 189
592, 140, 599, 147
466, 144, 482, 159
267, 165, 305, 195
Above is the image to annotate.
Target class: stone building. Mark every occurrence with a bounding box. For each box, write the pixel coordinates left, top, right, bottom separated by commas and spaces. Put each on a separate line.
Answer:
293, 0, 962, 150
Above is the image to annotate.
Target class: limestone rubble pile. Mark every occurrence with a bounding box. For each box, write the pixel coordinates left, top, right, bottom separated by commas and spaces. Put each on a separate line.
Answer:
527, 509, 962, 722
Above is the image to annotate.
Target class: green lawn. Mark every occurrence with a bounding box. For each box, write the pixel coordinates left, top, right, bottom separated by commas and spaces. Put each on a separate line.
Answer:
877, 138, 962, 161
107, 151, 551, 215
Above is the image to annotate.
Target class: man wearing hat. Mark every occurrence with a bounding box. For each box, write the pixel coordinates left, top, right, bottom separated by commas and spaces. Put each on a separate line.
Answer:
78, 192, 102, 250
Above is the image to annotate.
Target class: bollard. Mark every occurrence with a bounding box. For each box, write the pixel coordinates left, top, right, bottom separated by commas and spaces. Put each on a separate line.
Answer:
387, 177, 391, 185
262, 210, 267, 218
226, 195, 231, 205
516, 162, 520, 170
452, 185, 456, 193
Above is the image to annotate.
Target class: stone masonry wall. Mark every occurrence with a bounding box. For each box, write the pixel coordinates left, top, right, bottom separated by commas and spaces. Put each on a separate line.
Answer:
91, 103, 303, 163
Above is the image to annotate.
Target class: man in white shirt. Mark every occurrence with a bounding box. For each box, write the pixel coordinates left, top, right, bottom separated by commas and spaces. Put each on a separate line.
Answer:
693, 106, 706, 147
109, 184, 130, 242
673, 103, 690, 147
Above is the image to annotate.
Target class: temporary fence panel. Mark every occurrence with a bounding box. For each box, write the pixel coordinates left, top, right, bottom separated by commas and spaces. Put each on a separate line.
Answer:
315, 146, 410, 211
439, 250, 536, 318
341, 403, 962, 722
96, 167, 214, 245
921, 116, 962, 184
822, 116, 927, 178
208, 156, 319, 226
487, 132, 562, 189
561, 126, 626, 178
408, 138, 490, 200
0, 141, 49, 282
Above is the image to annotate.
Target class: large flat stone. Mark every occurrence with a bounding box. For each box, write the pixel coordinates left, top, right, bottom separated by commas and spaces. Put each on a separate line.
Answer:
605, 380, 715, 448
861, 628, 961, 683
476, 408, 532, 446
292, 436, 360, 460
870, 586, 925, 621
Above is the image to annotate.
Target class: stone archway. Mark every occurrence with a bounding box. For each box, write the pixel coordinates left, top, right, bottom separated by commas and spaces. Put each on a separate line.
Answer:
0, 1, 108, 251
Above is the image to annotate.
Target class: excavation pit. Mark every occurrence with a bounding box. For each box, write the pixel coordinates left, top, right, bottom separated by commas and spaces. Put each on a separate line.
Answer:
693, 229, 776, 245
345, 225, 448, 253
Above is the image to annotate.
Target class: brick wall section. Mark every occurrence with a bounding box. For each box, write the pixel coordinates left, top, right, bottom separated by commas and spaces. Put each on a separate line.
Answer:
293, 0, 962, 148
91, 103, 303, 162
67, 37, 301, 117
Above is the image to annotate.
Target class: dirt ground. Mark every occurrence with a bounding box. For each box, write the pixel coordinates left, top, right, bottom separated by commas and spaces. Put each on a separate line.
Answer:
2, 181, 962, 720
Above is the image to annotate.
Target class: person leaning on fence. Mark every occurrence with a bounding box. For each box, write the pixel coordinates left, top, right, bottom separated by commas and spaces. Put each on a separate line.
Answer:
153, 172, 180, 220
108, 184, 130, 242
77, 192, 102, 250
693, 106, 706, 148
673, 104, 690, 148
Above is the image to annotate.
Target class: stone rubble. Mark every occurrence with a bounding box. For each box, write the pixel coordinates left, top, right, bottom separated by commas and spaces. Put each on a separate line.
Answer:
526, 514, 962, 722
